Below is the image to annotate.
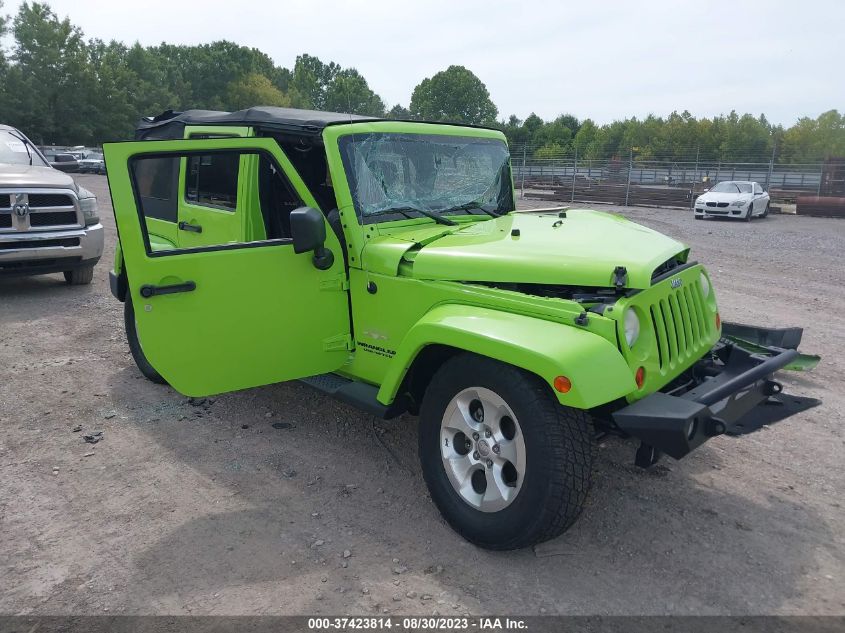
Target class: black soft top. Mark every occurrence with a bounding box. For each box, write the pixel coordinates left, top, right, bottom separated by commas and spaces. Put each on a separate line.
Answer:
135, 106, 380, 140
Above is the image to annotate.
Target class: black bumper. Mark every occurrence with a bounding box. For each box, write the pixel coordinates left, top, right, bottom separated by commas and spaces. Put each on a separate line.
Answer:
612, 323, 804, 463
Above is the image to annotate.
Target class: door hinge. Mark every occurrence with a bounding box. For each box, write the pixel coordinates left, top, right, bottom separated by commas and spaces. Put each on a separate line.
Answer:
320, 275, 349, 292
323, 333, 354, 352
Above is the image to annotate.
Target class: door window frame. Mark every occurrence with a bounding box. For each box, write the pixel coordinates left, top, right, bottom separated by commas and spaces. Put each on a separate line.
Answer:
129, 147, 297, 258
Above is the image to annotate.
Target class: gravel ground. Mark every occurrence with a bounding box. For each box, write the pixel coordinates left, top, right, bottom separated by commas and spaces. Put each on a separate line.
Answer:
1, 175, 842, 616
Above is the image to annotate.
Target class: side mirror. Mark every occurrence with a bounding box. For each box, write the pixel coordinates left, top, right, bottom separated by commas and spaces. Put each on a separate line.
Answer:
290, 206, 334, 270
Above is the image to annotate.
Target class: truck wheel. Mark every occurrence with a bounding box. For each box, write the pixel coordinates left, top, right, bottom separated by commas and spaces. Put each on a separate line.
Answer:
124, 295, 167, 384
63, 265, 94, 285
419, 354, 593, 550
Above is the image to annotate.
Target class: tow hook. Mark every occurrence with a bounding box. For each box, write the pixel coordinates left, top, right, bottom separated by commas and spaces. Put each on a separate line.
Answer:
704, 417, 727, 437
635, 442, 662, 468
763, 379, 783, 396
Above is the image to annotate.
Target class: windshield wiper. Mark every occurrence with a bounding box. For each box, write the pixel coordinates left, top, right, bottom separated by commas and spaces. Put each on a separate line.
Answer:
8, 131, 33, 166
377, 206, 457, 226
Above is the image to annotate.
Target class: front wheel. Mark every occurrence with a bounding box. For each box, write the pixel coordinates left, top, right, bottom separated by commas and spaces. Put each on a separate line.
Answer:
419, 354, 594, 550
63, 265, 94, 285
761, 202, 769, 218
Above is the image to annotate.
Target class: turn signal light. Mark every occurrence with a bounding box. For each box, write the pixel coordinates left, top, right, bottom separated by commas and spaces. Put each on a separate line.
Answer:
715, 312, 721, 330
635, 366, 646, 389
554, 376, 572, 393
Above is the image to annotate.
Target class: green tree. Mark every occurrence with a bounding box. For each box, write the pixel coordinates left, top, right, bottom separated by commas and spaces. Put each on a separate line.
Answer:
226, 72, 291, 110
534, 143, 566, 160
87, 39, 137, 141
409, 65, 498, 125
323, 69, 385, 116
781, 110, 845, 162
573, 119, 598, 154
3, 2, 94, 144
387, 104, 412, 119
290, 54, 340, 110
123, 43, 185, 117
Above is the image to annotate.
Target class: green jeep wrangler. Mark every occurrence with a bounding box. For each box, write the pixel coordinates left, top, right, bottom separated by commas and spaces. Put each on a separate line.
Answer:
104, 107, 815, 550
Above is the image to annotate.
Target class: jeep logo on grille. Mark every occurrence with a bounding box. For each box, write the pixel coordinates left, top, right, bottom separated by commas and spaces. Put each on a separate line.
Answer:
12, 193, 29, 217
670, 277, 683, 289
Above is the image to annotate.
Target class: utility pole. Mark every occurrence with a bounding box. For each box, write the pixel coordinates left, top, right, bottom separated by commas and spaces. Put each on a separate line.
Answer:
571, 143, 578, 203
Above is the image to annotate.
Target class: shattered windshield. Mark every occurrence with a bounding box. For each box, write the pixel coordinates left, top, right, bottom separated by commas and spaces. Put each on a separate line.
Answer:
338, 133, 513, 221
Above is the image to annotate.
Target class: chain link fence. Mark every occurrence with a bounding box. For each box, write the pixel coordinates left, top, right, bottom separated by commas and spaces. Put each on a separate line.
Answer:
509, 144, 826, 209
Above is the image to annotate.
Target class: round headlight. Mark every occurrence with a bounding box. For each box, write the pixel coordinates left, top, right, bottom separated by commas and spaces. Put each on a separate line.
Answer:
700, 272, 711, 298
624, 308, 640, 347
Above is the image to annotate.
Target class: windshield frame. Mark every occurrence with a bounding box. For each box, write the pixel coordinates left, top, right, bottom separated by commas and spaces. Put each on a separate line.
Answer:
329, 123, 514, 227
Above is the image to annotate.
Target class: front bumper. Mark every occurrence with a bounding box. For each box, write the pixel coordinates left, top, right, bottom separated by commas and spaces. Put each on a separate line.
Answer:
0, 224, 104, 276
612, 322, 809, 465
695, 206, 747, 218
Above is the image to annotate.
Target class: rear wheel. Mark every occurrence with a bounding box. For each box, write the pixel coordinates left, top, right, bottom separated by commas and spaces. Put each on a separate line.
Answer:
419, 354, 593, 550
63, 265, 94, 285
124, 295, 167, 384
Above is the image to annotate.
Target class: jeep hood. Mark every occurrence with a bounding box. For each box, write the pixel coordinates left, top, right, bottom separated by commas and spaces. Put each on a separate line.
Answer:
365, 210, 688, 289
0, 164, 76, 189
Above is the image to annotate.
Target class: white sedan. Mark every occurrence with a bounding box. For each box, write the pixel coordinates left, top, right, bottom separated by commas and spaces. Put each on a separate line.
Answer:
694, 181, 770, 221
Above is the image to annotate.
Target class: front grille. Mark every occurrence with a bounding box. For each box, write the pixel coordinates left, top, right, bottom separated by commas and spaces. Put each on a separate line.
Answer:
29, 211, 78, 227
647, 280, 712, 371
28, 194, 74, 208
0, 191, 79, 232
705, 201, 729, 208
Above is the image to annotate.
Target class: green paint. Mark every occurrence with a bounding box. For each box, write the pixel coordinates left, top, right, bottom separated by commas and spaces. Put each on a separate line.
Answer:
105, 120, 731, 409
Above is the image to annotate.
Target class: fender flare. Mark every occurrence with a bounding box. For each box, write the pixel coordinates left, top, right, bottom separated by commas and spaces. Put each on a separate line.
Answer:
377, 304, 636, 409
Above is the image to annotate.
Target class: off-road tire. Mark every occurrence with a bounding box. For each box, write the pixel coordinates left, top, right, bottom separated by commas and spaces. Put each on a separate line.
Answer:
63, 265, 94, 285
419, 353, 594, 550
124, 295, 167, 384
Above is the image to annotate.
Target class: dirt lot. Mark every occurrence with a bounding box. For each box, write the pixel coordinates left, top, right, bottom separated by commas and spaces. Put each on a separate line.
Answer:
1, 174, 843, 616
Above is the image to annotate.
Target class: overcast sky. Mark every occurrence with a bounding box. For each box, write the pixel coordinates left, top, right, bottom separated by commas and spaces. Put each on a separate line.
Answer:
4, 0, 842, 125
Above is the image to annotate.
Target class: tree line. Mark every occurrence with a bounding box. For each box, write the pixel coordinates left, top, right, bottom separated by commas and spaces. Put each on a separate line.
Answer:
0, 2, 841, 164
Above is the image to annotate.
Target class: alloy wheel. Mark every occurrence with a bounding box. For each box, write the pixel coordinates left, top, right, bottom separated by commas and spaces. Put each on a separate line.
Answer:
439, 387, 526, 512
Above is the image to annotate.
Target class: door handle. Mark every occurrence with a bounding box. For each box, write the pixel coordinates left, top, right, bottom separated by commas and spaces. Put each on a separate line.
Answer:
178, 221, 203, 233
139, 281, 196, 298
